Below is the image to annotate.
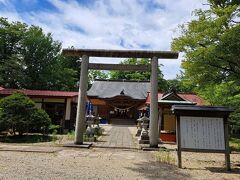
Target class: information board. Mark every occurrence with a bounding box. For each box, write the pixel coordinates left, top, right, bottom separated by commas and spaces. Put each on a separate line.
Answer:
180, 116, 225, 150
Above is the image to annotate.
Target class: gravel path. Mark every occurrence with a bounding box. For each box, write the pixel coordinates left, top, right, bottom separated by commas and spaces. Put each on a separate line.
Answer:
0, 148, 189, 180
0, 124, 239, 179
0, 146, 239, 180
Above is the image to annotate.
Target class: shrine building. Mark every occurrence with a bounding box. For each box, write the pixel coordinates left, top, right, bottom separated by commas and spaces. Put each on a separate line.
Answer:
0, 80, 204, 142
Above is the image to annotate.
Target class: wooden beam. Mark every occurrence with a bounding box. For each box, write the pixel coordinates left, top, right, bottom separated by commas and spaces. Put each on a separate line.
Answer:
224, 117, 231, 171
62, 48, 179, 59
88, 63, 151, 71
176, 115, 182, 168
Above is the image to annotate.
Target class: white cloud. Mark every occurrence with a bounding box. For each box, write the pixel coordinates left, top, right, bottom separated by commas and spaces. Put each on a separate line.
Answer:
0, 0, 207, 79
0, 0, 8, 5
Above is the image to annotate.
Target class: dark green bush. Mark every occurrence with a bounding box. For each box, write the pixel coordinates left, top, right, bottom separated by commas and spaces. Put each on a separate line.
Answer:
0, 92, 51, 135
30, 108, 51, 133
48, 124, 61, 133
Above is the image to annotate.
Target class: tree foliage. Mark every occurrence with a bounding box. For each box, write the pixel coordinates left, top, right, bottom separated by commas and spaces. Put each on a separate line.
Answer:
109, 58, 168, 91
172, 0, 240, 128
88, 70, 108, 84
0, 92, 51, 135
166, 73, 196, 93
0, 17, 78, 91
172, 0, 240, 86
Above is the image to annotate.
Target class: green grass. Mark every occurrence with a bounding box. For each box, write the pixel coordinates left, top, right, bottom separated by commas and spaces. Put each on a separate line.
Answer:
66, 130, 75, 140
230, 136, 240, 151
155, 147, 176, 165
66, 127, 105, 142
66, 131, 96, 142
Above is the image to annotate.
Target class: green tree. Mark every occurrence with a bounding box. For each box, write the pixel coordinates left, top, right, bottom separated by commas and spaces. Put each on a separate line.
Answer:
198, 81, 240, 127
50, 55, 79, 91
172, 0, 240, 87
88, 70, 108, 85
165, 72, 196, 93
0, 17, 78, 90
0, 18, 26, 88
171, 0, 240, 130
22, 25, 62, 89
0, 92, 51, 135
109, 58, 168, 91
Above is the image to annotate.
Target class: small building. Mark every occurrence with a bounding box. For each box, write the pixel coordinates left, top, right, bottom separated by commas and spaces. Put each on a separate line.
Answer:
0, 87, 79, 131
145, 89, 205, 142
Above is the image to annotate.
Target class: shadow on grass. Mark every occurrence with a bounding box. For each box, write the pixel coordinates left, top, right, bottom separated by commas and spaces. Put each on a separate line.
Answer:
0, 134, 53, 143
126, 161, 191, 180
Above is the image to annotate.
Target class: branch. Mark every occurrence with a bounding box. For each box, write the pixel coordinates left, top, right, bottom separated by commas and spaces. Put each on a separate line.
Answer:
215, 55, 240, 67
202, 3, 212, 6
197, 43, 240, 67
231, 20, 240, 24
207, 61, 240, 77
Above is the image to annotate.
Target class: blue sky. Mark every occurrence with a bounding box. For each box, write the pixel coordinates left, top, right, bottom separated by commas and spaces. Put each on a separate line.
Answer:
0, 0, 206, 79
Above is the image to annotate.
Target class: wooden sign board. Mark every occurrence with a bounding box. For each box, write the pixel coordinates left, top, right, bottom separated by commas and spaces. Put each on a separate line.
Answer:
172, 105, 233, 171
180, 116, 225, 151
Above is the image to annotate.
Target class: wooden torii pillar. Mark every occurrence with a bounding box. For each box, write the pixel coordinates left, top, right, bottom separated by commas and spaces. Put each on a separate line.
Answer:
62, 49, 178, 147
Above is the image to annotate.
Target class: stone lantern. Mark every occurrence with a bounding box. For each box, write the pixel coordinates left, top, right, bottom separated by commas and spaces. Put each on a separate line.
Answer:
138, 115, 150, 144
136, 117, 143, 136
85, 113, 95, 138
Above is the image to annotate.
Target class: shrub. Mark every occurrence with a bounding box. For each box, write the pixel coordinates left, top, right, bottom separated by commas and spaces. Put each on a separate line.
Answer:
0, 109, 7, 132
49, 124, 61, 133
30, 108, 51, 133
0, 92, 51, 135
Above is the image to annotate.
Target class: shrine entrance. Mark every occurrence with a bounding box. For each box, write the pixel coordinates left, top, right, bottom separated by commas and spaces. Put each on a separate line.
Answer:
62, 49, 178, 148
87, 79, 150, 125
107, 95, 139, 125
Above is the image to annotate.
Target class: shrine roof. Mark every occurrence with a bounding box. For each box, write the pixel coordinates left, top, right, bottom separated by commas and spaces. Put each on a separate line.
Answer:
87, 79, 150, 100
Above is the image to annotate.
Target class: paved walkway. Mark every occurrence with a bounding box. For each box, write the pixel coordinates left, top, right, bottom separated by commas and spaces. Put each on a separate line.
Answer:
94, 125, 137, 149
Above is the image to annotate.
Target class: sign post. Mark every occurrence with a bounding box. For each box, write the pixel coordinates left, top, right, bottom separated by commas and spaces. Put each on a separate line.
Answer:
172, 105, 233, 170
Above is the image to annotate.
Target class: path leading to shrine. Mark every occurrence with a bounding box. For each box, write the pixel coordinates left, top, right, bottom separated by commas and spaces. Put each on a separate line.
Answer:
94, 124, 137, 149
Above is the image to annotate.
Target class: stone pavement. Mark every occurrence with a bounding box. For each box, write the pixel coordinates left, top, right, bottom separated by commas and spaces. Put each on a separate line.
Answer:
94, 124, 137, 149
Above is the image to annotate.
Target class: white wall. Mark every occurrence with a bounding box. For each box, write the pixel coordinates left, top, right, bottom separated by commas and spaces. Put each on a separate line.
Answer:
65, 98, 71, 120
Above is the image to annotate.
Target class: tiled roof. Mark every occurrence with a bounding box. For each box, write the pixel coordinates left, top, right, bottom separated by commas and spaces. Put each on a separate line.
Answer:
178, 93, 205, 105
0, 87, 78, 98
145, 92, 205, 105
87, 80, 150, 100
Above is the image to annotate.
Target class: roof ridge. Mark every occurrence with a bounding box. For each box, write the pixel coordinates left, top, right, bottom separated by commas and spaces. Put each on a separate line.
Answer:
25, 89, 78, 93
94, 79, 150, 82
1, 88, 78, 93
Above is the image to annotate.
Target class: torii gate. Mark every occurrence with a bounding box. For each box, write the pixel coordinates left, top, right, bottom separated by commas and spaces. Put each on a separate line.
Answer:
62, 49, 178, 148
